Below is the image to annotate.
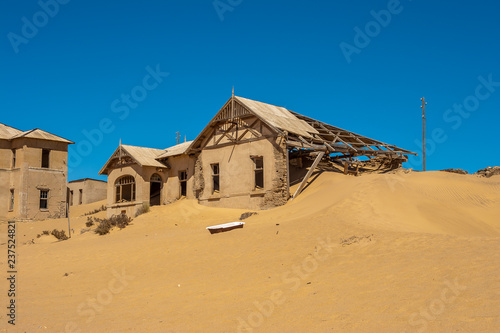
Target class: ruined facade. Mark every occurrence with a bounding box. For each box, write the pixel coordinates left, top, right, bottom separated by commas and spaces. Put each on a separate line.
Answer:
0, 124, 73, 220
99, 95, 415, 216
67, 178, 107, 206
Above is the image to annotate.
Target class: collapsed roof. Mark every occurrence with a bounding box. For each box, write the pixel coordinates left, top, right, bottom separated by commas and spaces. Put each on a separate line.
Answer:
188, 96, 416, 158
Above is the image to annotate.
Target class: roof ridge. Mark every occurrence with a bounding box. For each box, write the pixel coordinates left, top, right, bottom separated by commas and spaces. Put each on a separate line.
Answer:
235, 95, 287, 110
121, 144, 166, 150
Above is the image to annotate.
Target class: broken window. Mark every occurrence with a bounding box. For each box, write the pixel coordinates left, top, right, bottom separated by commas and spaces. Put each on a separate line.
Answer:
40, 190, 48, 209
41, 149, 50, 168
79, 189, 83, 205
252, 157, 264, 189
12, 149, 16, 168
179, 171, 187, 197
9, 189, 14, 211
115, 176, 136, 203
211, 163, 220, 193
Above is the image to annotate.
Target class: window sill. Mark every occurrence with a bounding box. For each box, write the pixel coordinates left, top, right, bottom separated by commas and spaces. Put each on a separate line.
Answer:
250, 189, 266, 196
208, 194, 221, 201
40, 209, 49, 212
111, 201, 140, 208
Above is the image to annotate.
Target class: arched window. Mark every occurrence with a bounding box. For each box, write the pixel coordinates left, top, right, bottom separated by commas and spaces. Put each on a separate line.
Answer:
115, 175, 135, 203
150, 174, 162, 182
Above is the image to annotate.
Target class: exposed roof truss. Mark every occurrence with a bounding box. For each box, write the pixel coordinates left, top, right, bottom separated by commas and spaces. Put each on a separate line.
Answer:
287, 111, 416, 158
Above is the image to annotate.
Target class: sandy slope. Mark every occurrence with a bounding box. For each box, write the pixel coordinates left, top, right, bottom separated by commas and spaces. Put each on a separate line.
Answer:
1, 172, 499, 332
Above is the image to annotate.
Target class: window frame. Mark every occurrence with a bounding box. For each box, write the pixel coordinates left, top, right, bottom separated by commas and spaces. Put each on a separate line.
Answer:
179, 170, 188, 197
40, 190, 49, 210
41, 149, 50, 168
252, 156, 264, 190
211, 163, 220, 194
115, 175, 136, 203
150, 173, 162, 183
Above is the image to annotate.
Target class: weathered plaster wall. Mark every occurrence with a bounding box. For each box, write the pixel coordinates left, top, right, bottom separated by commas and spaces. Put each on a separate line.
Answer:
105, 164, 172, 217
164, 155, 195, 203
1, 138, 69, 220
25, 168, 67, 219
67, 179, 107, 206
197, 135, 288, 210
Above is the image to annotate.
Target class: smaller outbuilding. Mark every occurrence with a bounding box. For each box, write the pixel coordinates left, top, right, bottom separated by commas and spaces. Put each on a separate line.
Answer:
67, 178, 107, 206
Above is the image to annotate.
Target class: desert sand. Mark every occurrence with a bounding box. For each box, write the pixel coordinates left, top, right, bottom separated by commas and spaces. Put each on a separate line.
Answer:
1, 170, 499, 332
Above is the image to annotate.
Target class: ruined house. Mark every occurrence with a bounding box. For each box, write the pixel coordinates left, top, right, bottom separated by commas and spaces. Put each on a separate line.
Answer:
67, 178, 107, 206
0, 123, 73, 220
99, 142, 193, 217
99, 95, 415, 217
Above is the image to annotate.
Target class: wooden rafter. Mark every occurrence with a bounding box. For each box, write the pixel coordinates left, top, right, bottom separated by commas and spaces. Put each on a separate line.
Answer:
292, 151, 325, 200
237, 118, 262, 141
214, 122, 236, 145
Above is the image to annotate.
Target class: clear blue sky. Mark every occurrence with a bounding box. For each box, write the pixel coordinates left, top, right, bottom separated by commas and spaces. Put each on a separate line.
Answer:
1, 0, 499, 181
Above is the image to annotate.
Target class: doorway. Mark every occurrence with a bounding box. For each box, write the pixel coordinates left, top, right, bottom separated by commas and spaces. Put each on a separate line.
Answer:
150, 174, 162, 206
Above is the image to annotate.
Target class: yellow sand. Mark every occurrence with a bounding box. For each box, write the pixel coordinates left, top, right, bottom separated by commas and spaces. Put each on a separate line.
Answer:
1, 171, 499, 332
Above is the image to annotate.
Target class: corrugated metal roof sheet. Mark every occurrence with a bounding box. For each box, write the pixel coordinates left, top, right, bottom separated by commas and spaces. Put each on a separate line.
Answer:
121, 145, 166, 167
157, 141, 193, 159
9, 128, 73, 143
235, 96, 319, 138
0, 123, 23, 140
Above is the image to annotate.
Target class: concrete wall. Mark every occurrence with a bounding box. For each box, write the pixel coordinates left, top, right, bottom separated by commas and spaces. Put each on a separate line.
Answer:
0, 138, 69, 221
67, 179, 107, 206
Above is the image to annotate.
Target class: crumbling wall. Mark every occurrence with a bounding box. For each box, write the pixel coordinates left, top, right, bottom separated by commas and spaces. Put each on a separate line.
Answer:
262, 137, 288, 209
356, 155, 406, 172
193, 154, 204, 198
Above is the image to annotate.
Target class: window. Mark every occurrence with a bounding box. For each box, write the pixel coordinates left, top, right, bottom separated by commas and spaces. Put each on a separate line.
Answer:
9, 189, 14, 211
69, 190, 74, 206
40, 190, 48, 209
41, 149, 50, 168
151, 174, 162, 182
115, 176, 136, 203
179, 171, 187, 197
79, 189, 83, 205
211, 164, 220, 193
12, 149, 16, 168
252, 157, 264, 189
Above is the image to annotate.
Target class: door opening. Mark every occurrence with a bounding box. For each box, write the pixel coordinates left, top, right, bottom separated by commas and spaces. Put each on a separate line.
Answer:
150, 174, 162, 206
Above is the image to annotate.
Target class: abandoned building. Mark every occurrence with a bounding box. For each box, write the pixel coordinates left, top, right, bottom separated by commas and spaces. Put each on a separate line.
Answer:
0, 123, 73, 220
67, 178, 107, 206
99, 95, 416, 217
99, 141, 193, 217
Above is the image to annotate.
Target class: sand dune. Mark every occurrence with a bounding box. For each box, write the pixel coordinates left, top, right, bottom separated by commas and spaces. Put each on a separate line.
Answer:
1, 171, 499, 332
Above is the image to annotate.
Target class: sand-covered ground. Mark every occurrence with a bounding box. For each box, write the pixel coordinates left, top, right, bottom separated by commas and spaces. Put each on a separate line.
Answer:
1, 171, 499, 332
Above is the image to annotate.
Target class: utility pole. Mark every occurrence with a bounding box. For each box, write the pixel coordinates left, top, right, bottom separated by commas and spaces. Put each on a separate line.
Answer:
420, 97, 427, 171
176, 131, 180, 145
